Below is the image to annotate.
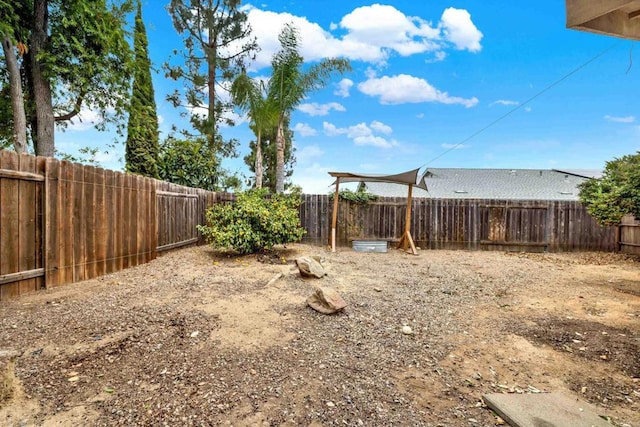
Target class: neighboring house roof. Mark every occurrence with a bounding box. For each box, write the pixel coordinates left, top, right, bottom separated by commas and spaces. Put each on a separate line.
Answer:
360, 168, 602, 201
552, 168, 603, 179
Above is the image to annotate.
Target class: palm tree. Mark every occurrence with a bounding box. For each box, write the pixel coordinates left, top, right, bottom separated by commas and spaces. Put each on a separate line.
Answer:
231, 71, 278, 188
269, 23, 351, 193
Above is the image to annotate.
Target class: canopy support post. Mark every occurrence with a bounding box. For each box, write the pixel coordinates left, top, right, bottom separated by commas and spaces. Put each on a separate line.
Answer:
331, 177, 340, 252
396, 184, 418, 255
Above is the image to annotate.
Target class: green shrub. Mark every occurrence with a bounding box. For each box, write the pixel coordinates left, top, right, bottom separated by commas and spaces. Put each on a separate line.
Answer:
328, 188, 379, 204
579, 152, 640, 226
197, 189, 306, 254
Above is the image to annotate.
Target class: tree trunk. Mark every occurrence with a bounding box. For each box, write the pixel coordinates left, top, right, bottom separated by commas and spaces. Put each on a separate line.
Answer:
206, 23, 217, 147
31, 0, 55, 156
255, 129, 263, 189
275, 116, 285, 193
1, 35, 28, 154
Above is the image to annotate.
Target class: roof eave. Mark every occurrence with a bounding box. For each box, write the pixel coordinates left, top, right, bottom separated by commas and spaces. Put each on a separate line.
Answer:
566, 0, 640, 40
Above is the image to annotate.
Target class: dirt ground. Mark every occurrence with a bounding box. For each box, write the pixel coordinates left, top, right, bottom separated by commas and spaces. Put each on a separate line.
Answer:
0, 244, 638, 426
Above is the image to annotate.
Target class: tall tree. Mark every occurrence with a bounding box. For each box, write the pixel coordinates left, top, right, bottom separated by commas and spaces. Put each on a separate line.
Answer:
165, 0, 257, 150
0, 0, 134, 156
269, 23, 351, 193
242, 115, 295, 192
157, 135, 241, 191
231, 70, 278, 188
0, 2, 28, 153
125, 1, 159, 178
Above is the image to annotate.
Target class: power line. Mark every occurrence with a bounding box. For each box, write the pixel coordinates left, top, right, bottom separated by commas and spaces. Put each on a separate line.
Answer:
423, 41, 621, 168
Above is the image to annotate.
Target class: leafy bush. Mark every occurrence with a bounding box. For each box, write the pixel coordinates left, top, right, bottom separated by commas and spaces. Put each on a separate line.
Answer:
579, 152, 640, 226
329, 188, 379, 204
197, 189, 306, 254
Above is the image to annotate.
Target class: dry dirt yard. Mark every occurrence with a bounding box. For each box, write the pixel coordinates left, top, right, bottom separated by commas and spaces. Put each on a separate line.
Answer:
0, 244, 639, 426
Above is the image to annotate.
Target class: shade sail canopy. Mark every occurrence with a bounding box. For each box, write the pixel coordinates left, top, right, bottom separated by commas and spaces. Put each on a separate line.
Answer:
566, 0, 640, 40
329, 168, 428, 191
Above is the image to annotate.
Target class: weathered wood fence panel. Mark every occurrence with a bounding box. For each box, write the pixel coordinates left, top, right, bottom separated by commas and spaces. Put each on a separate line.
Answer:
0, 151, 45, 299
620, 215, 640, 255
0, 148, 630, 300
299, 195, 617, 252
154, 181, 220, 253
0, 150, 218, 300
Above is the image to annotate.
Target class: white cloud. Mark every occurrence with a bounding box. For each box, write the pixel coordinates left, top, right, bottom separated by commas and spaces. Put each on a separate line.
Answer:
323, 120, 397, 148
358, 74, 478, 107
323, 122, 342, 137
440, 8, 483, 52
293, 122, 317, 137
604, 115, 635, 123
339, 4, 440, 59
296, 144, 324, 162
416, 113, 425, 119
297, 102, 346, 116
290, 162, 335, 194
491, 99, 519, 106
426, 51, 447, 63
524, 106, 532, 112
370, 120, 392, 134
61, 108, 102, 132
334, 78, 354, 97
244, 5, 482, 69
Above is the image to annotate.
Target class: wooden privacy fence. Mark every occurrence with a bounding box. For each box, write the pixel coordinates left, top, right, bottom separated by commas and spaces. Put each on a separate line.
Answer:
0, 148, 632, 300
299, 195, 619, 252
620, 215, 640, 255
0, 149, 219, 300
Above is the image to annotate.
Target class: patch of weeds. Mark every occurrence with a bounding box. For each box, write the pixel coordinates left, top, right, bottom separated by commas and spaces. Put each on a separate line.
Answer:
0, 361, 16, 406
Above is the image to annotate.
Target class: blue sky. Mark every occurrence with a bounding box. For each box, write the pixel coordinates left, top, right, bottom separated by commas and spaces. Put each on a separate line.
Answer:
57, 1, 640, 194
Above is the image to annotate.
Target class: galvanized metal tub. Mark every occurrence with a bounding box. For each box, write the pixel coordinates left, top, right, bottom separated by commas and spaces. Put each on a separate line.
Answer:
352, 240, 388, 253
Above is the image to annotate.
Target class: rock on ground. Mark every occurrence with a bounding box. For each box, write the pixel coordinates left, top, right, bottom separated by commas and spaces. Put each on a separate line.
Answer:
296, 256, 326, 278
306, 287, 347, 314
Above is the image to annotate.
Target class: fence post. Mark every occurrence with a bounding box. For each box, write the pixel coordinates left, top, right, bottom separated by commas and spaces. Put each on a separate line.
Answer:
44, 157, 59, 288
615, 225, 621, 253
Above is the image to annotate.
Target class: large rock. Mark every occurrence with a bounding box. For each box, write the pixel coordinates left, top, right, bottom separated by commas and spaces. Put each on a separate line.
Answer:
296, 256, 326, 278
306, 287, 347, 314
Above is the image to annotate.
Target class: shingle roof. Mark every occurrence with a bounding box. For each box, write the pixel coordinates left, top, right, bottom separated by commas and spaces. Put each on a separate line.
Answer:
361, 168, 601, 200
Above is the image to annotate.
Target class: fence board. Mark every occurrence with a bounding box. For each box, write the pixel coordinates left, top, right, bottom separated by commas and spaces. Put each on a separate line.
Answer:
18, 154, 38, 294
72, 163, 85, 281
58, 161, 73, 285
95, 168, 107, 277
85, 165, 96, 279
104, 170, 115, 274
44, 158, 58, 288
0, 150, 21, 300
